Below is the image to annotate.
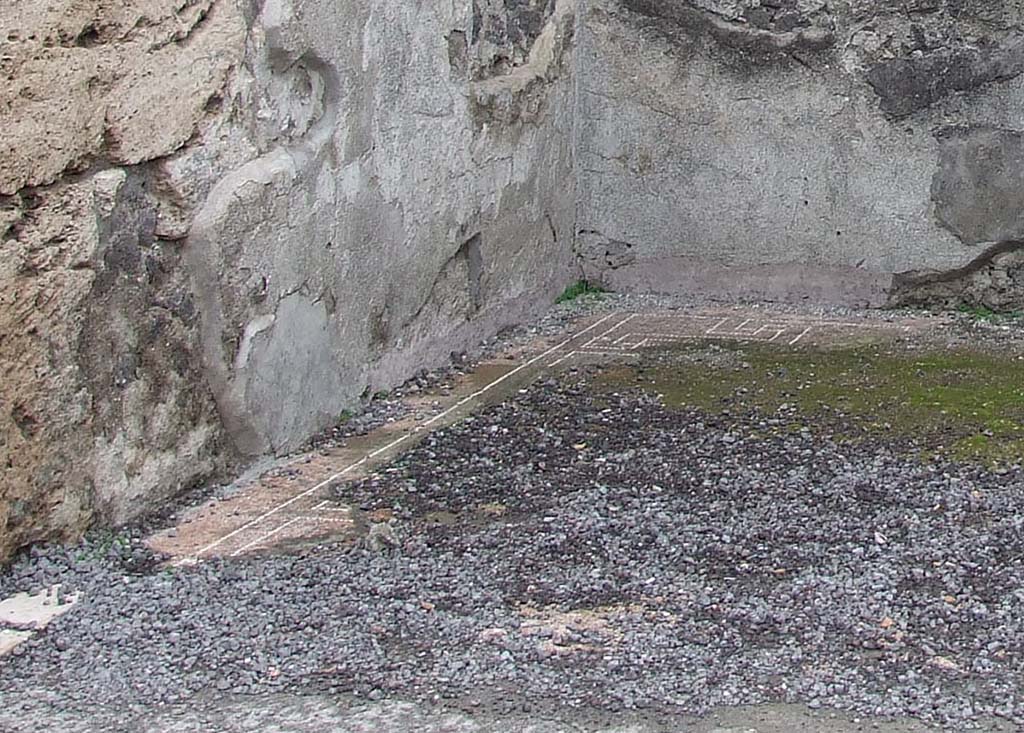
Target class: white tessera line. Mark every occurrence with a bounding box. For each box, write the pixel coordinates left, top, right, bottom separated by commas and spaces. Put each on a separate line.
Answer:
192, 311, 624, 559
191, 310, 901, 558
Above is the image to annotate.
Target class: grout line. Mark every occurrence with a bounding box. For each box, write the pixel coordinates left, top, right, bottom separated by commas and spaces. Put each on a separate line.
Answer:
706, 317, 729, 335
416, 313, 620, 429
193, 312, 621, 559
788, 326, 813, 345
676, 315, 907, 330
632, 311, 918, 330
549, 350, 577, 368
576, 350, 640, 357
229, 517, 303, 557
581, 312, 636, 349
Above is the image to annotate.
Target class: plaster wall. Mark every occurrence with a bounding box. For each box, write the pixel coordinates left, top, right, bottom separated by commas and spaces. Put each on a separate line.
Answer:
0, 0, 577, 558
576, 0, 1024, 307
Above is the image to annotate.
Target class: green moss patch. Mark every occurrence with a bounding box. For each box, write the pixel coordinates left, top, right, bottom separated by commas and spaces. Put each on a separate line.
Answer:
598, 340, 1024, 467
556, 280, 606, 304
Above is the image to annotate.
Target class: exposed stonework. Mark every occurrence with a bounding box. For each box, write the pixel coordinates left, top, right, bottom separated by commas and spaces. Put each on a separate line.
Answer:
620, 0, 835, 61
862, 1, 1024, 119
472, 0, 559, 79
469, 0, 576, 125
0, 0, 246, 194
0, 0, 253, 559
0, 168, 227, 557
0, 0, 577, 559
889, 240, 1024, 310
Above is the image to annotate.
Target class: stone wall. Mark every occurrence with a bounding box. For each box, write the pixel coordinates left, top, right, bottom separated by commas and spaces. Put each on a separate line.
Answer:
576, 0, 1024, 306
0, 0, 577, 558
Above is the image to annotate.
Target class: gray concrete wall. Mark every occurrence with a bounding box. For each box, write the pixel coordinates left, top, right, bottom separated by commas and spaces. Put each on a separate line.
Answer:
0, 0, 577, 558
576, 0, 1024, 307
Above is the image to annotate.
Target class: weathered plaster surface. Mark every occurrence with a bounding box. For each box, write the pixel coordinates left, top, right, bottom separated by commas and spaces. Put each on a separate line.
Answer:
576, 0, 1024, 306
187, 0, 577, 457
0, 0, 577, 558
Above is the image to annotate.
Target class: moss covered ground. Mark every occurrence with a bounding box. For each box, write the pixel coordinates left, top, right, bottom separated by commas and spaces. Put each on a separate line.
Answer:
597, 340, 1024, 467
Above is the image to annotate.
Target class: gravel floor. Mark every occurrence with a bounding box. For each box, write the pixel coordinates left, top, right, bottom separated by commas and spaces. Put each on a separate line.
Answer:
3, 347, 1024, 729
302, 296, 615, 450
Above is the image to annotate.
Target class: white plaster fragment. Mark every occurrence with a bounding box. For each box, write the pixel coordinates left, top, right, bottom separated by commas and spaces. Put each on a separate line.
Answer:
0, 585, 81, 631
234, 313, 278, 371
0, 630, 32, 657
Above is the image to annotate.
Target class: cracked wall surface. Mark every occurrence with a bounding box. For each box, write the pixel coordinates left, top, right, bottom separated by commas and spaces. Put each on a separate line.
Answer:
577, 0, 1024, 306
0, 0, 577, 559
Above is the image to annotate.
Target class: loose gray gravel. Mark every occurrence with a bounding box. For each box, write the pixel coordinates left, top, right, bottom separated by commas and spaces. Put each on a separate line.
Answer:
2, 358, 1024, 730
272, 293, 1024, 460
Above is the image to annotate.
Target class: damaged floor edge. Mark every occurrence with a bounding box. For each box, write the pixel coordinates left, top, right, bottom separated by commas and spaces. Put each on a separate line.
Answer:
0, 585, 80, 657
146, 306, 941, 562
147, 312, 625, 561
